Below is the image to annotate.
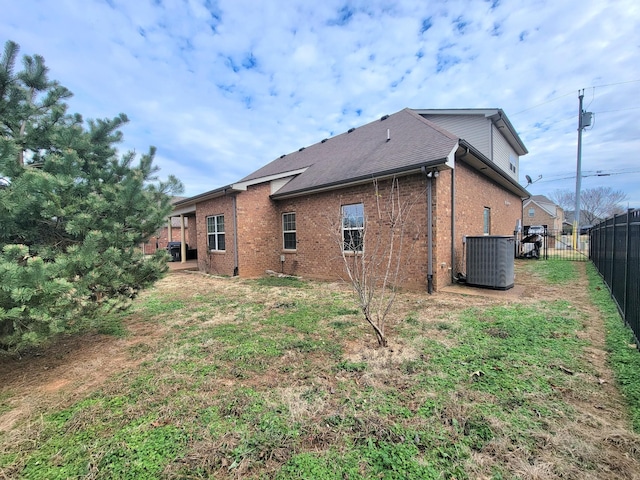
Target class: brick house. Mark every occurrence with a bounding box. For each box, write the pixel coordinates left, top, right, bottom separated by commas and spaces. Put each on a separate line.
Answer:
170, 108, 529, 291
523, 195, 564, 233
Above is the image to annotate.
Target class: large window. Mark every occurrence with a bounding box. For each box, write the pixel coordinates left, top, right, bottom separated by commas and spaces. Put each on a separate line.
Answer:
282, 212, 296, 250
207, 215, 225, 251
342, 203, 364, 252
483, 207, 491, 235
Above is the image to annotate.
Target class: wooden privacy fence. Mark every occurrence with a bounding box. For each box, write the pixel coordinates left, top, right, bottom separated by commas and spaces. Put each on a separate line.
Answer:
589, 209, 640, 348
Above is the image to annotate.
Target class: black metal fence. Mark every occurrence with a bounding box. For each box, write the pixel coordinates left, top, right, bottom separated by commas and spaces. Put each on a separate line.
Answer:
517, 228, 589, 261
590, 209, 640, 347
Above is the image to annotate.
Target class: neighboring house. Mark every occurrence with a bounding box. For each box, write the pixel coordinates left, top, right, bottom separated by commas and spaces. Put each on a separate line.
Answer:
523, 195, 564, 232
170, 108, 529, 292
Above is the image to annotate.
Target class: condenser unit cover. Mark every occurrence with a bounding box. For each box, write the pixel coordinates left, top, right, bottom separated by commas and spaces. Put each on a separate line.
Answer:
465, 235, 515, 290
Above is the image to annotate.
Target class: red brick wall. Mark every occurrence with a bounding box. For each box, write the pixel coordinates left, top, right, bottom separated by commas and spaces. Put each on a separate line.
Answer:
235, 183, 282, 277
195, 196, 237, 276
263, 175, 432, 290
434, 169, 453, 290
452, 161, 522, 276
141, 219, 191, 255
189, 162, 522, 291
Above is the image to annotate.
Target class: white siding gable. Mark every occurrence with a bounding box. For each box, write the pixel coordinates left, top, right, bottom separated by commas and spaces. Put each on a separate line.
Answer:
422, 112, 519, 182
492, 124, 519, 181
422, 114, 491, 158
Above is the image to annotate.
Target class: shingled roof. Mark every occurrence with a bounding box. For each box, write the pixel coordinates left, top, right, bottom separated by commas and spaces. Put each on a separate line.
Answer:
240, 108, 459, 198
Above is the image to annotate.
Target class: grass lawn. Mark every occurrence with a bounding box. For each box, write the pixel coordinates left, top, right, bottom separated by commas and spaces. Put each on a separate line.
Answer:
1, 260, 639, 479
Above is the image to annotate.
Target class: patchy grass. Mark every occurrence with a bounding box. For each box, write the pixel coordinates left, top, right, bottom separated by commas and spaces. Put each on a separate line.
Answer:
587, 263, 640, 432
525, 258, 579, 284
1, 264, 639, 479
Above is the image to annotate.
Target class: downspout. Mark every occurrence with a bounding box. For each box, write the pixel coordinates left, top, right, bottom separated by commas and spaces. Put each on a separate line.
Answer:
451, 167, 456, 283
422, 166, 434, 294
232, 194, 239, 276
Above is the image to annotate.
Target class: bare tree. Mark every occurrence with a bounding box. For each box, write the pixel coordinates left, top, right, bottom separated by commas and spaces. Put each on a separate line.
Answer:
550, 189, 574, 212
336, 178, 419, 347
551, 187, 628, 225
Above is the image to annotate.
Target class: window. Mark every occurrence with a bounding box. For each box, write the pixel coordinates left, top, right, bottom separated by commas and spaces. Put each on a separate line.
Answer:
342, 203, 364, 252
509, 153, 517, 173
207, 215, 225, 251
282, 212, 296, 249
483, 207, 491, 235
528, 207, 535, 217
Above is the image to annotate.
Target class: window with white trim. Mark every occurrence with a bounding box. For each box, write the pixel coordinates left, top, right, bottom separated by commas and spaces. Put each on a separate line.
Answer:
282, 212, 296, 250
207, 215, 225, 251
528, 207, 535, 217
483, 207, 491, 235
342, 203, 364, 252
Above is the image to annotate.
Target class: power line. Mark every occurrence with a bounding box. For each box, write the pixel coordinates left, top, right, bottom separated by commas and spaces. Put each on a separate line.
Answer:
594, 106, 640, 114
534, 170, 640, 183
511, 79, 640, 116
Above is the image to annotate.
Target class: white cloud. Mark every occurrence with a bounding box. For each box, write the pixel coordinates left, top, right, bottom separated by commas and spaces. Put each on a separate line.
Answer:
2, 0, 639, 208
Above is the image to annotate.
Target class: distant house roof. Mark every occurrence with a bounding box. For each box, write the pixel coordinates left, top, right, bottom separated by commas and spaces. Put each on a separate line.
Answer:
524, 195, 561, 217
530, 194, 554, 204
240, 108, 458, 198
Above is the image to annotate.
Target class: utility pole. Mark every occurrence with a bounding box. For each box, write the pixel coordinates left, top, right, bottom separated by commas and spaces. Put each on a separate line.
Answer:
573, 90, 592, 250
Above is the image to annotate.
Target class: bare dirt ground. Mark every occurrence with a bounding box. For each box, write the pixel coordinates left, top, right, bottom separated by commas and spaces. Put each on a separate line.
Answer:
1, 260, 639, 479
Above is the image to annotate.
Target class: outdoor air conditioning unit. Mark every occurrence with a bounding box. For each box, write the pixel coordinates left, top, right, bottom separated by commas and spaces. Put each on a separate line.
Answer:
465, 235, 515, 290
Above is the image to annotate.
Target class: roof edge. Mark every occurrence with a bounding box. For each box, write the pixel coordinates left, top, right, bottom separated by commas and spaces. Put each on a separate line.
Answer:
458, 140, 529, 198
271, 158, 449, 200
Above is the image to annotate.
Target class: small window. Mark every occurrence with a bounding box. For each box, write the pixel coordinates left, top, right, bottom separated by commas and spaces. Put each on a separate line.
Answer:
509, 154, 517, 173
207, 215, 225, 251
282, 212, 296, 250
483, 207, 491, 235
528, 208, 535, 217
342, 203, 364, 252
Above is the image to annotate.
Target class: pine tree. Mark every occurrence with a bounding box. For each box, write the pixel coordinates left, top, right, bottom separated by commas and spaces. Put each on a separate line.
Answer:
0, 40, 183, 353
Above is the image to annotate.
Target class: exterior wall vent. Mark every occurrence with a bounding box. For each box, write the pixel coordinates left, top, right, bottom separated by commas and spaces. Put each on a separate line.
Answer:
465, 235, 515, 290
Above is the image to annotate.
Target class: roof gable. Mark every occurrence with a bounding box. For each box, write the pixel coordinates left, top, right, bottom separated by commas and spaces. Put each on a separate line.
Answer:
241, 108, 458, 197
413, 108, 528, 156
523, 195, 560, 217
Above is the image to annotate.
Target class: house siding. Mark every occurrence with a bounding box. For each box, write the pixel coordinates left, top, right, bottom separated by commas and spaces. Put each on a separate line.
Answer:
236, 182, 282, 277
453, 161, 522, 276
281, 175, 431, 290
492, 124, 518, 181
195, 195, 237, 276
434, 168, 453, 290
422, 114, 491, 159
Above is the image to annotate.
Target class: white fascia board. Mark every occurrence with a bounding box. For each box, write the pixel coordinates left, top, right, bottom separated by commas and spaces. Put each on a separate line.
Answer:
232, 168, 308, 191
170, 204, 197, 216
446, 144, 457, 168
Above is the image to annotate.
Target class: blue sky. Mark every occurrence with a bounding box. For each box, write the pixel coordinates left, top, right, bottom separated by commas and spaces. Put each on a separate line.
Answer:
3, 0, 640, 207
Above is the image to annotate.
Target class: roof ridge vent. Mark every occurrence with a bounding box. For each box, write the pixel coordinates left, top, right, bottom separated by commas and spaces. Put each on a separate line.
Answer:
347, 127, 355, 133
321, 138, 328, 143
381, 114, 389, 121
298, 147, 306, 152
280, 154, 286, 158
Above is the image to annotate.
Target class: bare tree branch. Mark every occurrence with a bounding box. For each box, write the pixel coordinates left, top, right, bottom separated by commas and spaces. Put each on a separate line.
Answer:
335, 178, 420, 347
